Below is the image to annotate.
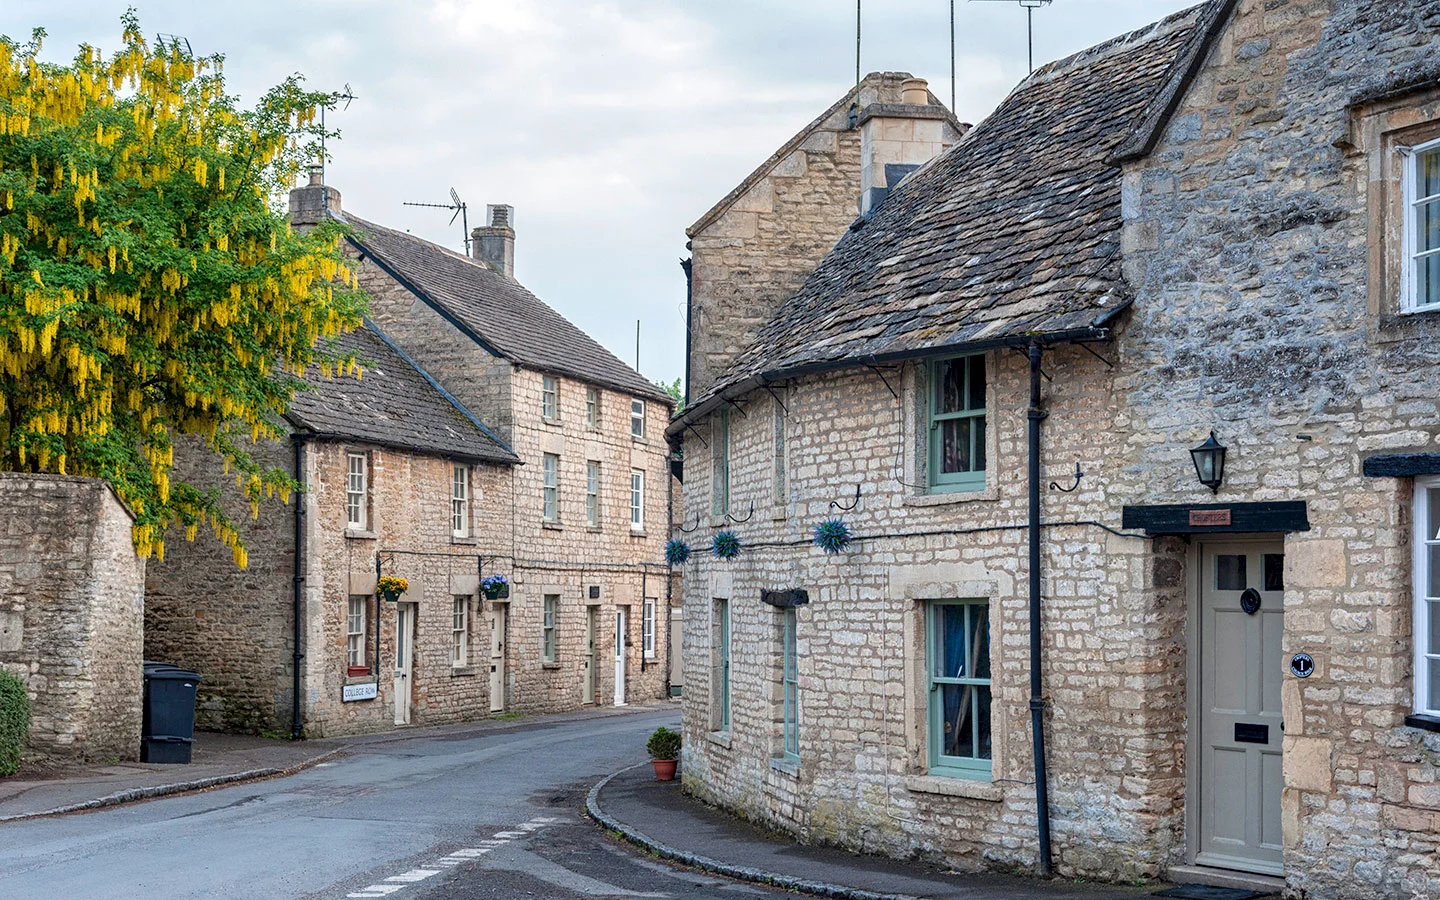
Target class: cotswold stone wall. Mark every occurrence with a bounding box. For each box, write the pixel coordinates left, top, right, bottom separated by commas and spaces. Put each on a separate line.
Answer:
686, 74, 960, 399
1120, 2, 1440, 897
357, 243, 676, 714
300, 441, 515, 737
679, 350, 1188, 880
145, 437, 296, 734
0, 474, 143, 761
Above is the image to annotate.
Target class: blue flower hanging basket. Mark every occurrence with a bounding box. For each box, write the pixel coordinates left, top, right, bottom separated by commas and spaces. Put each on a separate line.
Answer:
711, 529, 742, 560
813, 517, 852, 554
665, 539, 692, 566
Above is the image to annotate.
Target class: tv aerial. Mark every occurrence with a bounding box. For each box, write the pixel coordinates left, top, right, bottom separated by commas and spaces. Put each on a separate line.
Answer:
155, 33, 193, 56
970, 0, 1052, 73
317, 83, 358, 183
404, 188, 471, 255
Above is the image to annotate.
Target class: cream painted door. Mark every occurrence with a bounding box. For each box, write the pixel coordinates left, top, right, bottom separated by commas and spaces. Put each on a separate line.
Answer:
1198, 541, 1285, 875
583, 607, 597, 705
614, 608, 627, 706
669, 605, 683, 697
394, 603, 415, 726
488, 604, 506, 713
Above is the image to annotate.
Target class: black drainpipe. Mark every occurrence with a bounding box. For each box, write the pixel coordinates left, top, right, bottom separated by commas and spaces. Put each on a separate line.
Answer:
681, 253, 693, 408
1027, 342, 1052, 875
291, 436, 306, 741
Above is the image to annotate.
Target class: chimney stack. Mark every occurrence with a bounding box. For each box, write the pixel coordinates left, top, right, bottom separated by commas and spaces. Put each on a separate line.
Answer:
471, 204, 515, 278
287, 164, 343, 227
856, 74, 960, 217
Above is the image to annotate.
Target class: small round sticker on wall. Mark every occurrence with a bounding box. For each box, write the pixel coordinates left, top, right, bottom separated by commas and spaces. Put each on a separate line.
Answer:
1290, 653, 1315, 679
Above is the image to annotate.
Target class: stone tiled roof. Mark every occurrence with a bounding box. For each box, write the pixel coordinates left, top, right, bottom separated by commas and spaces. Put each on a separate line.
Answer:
286, 322, 518, 465
342, 214, 670, 404
671, 4, 1204, 435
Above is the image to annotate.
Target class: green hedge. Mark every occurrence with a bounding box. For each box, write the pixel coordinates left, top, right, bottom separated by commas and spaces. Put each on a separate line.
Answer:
0, 669, 29, 776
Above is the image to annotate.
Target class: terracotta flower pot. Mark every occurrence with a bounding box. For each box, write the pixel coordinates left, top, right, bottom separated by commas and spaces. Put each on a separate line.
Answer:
651, 758, 678, 781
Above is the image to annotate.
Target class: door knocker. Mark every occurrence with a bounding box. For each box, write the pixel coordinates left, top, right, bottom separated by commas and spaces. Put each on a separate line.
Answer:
1240, 587, 1262, 615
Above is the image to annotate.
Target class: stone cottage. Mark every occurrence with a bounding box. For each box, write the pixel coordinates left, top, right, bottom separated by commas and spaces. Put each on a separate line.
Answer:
669, 1, 1440, 897
146, 321, 519, 736
292, 175, 676, 717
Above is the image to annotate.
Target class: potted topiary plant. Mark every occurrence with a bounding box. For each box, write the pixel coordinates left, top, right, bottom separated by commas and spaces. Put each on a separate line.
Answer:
481, 573, 510, 600
646, 726, 682, 781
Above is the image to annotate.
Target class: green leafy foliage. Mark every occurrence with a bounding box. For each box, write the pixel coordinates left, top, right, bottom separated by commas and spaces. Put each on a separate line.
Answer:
0, 669, 29, 776
646, 725, 681, 760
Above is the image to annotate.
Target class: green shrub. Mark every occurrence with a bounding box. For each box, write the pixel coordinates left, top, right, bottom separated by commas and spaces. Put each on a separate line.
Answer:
646, 726, 681, 760
0, 669, 30, 776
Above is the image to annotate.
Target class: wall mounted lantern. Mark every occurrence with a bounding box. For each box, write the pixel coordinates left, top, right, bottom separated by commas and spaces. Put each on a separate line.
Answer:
1190, 430, 1227, 493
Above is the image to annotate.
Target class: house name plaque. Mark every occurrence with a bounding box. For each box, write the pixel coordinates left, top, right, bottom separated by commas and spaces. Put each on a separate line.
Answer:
1188, 509, 1232, 527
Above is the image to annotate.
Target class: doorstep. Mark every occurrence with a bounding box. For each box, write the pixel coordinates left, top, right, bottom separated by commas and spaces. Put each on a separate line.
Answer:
1167, 865, 1285, 895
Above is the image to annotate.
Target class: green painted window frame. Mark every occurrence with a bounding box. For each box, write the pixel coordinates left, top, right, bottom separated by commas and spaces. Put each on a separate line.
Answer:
711, 409, 730, 517
781, 607, 799, 762
926, 599, 992, 780
716, 599, 731, 731
927, 355, 987, 492
542, 594, 558, 663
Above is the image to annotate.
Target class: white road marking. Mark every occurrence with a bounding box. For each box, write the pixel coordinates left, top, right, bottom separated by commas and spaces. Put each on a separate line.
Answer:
339, 817, 555, 898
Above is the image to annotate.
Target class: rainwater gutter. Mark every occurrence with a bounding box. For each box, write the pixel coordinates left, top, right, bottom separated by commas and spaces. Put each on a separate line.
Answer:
1027, 341, 1053, 876
291, 436, 306, 741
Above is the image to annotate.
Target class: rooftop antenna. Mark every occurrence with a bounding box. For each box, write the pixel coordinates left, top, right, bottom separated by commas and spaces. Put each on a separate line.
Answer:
155, 33, 193, 56
848, 0, 862, 128
970, 0, 1052, 74
404, 188, 471, 255
319, 83, 358, 185
950, 1, 956, 112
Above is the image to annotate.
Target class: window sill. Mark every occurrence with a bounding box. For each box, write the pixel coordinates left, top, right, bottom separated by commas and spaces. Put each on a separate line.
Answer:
770, 506, 787, 522
542, 417, 563, 428
630, 529, 648, 538
541, 662, 562, 670
586, 525, 604, 533
905, 774, 1001, 801
1406, 713, 1440, 733
344, 674, 379, 687
903, 487, 997, 508
345, 529, 378, 541
450, 666, 478, 677
706, 730, 732, 749
542, 522, 564, 532
769, 756, 800, 778
644, 653, 657, 661
631, 435, 648, 445
451, 535, 477, 545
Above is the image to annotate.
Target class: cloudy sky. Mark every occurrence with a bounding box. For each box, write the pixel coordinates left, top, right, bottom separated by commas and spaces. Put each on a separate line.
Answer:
9, 0, 1194, 390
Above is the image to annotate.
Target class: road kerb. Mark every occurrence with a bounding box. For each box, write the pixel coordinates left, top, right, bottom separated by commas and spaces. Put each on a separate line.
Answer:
585, 764, 924, 900
0, 746, 348, 824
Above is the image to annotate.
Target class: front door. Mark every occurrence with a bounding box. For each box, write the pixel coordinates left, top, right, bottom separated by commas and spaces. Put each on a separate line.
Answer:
1197, 540, 1285, 875
394, 603, 415, 726
488, 604, 506, 713
583, 607, 597, 705
614, 607, 627, 706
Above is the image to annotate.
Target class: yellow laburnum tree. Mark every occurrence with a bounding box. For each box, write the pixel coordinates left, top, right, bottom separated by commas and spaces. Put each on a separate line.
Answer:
0, 15, 366, 565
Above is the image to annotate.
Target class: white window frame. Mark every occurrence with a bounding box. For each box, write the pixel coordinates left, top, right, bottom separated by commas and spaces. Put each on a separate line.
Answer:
542, 453, 559, 523
451, 596, 469, 667
631, 398, 646, 439
542, 374, 560, 420
346, 453, 368, 529
1415, 476, 1440, 714
1404, 137, 1440, 313
586, 461, 601, 528
452, 464, 470, 537
347, 595, 367, 670
586, 386, 600, 429
643, 598, 656, 659
542, 594, 558, 663
630, 469, 645, 531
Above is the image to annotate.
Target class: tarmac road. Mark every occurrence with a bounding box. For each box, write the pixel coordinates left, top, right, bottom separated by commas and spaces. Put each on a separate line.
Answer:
0, 706, 784, 900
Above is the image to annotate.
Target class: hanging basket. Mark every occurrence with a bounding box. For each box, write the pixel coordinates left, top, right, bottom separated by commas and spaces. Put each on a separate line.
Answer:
665, 539, 692, 566
812, 517, 852, 555
711, 530, 742, 560
377, 575, 409, 603
481, 574, 510, 600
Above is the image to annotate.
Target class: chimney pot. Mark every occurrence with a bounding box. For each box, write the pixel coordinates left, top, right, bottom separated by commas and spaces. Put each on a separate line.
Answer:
307, 164, 324, 186
472, 204, 516, 278
901, 77, 929, 106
